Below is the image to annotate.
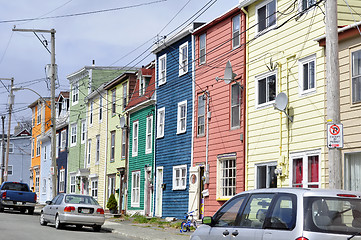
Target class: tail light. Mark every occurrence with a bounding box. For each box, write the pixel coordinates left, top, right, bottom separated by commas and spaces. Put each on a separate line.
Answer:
34, 194, 37, 202
1, 192, 6, 199
337, 194, 357, 198
296, 238, 309, 240
64, 206, 75, 212
96, 208, 104, 214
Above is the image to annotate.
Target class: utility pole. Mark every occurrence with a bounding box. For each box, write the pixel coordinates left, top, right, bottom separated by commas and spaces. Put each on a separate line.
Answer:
13, 28, 57, 197
326, 0, 341, 189
0, 78, 14, 182
1, 115, 5, 184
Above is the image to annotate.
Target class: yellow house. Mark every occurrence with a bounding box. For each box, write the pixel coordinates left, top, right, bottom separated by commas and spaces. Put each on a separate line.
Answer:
85, 84, 108, 208
239, 0, 361, 190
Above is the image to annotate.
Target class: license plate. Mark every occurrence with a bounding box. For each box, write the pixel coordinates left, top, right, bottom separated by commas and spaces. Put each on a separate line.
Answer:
81, 209, 90, 214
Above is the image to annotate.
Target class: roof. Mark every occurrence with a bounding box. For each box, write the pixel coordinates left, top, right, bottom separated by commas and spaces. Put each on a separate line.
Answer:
28, 97, 51, 108
66, 66, 129, 83
104, 70, 138, 90
56, 91, 69, 101
316, 21, 361, 46
238, 0, 259, 8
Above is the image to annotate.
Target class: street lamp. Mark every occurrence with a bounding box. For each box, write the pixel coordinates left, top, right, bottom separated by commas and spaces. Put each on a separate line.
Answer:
12, 87, 51, 109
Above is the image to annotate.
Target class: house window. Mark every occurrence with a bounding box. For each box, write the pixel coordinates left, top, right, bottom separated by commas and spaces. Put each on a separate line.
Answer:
121, 129, 126, 158
70, 175, 76, 193
145, 115, 153, 154
108, 175, 116, 200
197, 95, 205, 136
36, 138, 40, 156
8, 143, 14, 153
7, 165, 13, 176
91, 179, 98, 198
256, 0, 276, 33
56, 133, 59, 158
61, 130, 66, 151
345, 152, 361, 191
89, 101, 93, 126
299, 55, 316, 94
72, 82, 79, 105
81, 120, 86, 144
87, 139, 91, 166
256, 71, 277, 107
157, 107, 165, 138
35, 173, 40, 193
112, 89, 116, 115
300, 0, 316, 11
31, 138, 34, 158
231, 84, 241, 128
199, 34, 206, 64
232, 15, 240, 48
159, 54, 167, 85
44, 145, 47, 160
177, 100, 187, 134
42, 178, 46, 192
99, 97, 103, 122
290, 150, 320, 188
32, 108, 35, 127
173, 165, 187, 190
70, 124, 77, 147
37, 106, 41, 125
59, 169, 65, 192
352, 49, 361, 103
95, 135, 100, 164
140, 77, 150, 96
131, 171, 140, 207
123, 83, 127, 110
179, 42, 188, 75
218, 155, 236, 199
256, 162, 277, 189
110, 131, 115, 162
132, 121, 139, 157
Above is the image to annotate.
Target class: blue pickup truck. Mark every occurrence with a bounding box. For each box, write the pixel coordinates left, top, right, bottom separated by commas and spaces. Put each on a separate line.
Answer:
0, 182, 37, 214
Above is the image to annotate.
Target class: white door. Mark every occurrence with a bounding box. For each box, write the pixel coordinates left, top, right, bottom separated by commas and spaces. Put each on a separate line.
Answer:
188, 166, 200, 219
155, 167, 163, 217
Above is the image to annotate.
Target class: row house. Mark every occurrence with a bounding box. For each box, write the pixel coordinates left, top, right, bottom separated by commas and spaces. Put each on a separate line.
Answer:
125, 63, 156, 216
104, 71, 137, 213
152, 23, 203, 219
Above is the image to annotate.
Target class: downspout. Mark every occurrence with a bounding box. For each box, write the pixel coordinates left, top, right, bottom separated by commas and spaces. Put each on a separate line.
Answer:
286, 55, 295, 186
191, 34, 195, 168
103, 91, 108, 209
278, 63, 283, 188
241, 6, 249, 190
205, 91, 210, 184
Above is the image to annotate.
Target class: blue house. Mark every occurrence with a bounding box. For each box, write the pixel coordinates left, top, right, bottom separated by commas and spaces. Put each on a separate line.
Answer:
152, 23, 203, 218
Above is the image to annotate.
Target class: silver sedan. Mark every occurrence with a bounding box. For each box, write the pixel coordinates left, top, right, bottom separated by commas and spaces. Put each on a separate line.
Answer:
39, 193, 105, 231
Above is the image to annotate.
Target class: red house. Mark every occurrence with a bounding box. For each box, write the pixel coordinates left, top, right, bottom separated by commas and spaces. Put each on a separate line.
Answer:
190, 6, 246, 217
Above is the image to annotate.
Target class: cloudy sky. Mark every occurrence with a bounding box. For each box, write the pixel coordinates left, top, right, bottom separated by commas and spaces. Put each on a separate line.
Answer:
0, 0, 239, 133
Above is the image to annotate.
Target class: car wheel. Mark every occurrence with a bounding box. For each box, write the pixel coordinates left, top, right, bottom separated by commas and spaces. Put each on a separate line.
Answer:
55, 215, 63, 229
93, 225, 101, 232
20, 209, 26, 214
75, 224, 82, 230
40, 212, 47, 226
0, 203, 4, 212
27, 208, 34, 215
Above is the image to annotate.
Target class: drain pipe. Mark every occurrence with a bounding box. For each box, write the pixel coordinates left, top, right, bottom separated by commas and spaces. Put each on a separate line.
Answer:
204, 91, 210, 184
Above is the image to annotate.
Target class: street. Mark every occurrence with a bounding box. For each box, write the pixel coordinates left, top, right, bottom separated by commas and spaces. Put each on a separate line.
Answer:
0, 210, 138, 240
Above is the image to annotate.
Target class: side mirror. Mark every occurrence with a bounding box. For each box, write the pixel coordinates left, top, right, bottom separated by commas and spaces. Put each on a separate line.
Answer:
45, 201, 52, 205
202, 216, 213, 226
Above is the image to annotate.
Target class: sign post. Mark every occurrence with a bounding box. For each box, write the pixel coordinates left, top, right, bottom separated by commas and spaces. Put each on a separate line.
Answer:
327, 123, 343, 148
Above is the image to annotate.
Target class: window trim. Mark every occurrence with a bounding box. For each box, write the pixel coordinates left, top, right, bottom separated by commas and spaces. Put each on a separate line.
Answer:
59, 169, 65, 193
122, 83, 127, 110
231, 84, 241, 129
199, 33, 206, 65
87, 139, 91, 167
173, 165, 187, 190
7, 165, 13, 176
110, 131, 115, 162
89, 101, 93, 126
179, 42, 189, 76
70, 174, 76, 193
81, 120, 86, 144
255, 0, 277, 34
36, 137, 40, 157
217, 154, 237, 200
37, 106, 41, 125
145, 115, 153, 154
177, 100, 187, 134
255, 70, 277, 109
232, 14, 241, 49
70, 123, 77, 147
111, 89, 116, 116
72, 82, 79, 106
197, 95, 206, 137
99, 96, 103, 122
157, 107, 165, 139
298, 0, 316, 13
95, 135, 100, 165
255, 161, 278, 189
91, 178, 98, 199
158, 54, 167, 86
351, 48, 361, 104
60, 130, 67, 151
131, 171, 141, 207
121, 129, 126, 159
132, 121, 139, 157
299, 54, 316, 96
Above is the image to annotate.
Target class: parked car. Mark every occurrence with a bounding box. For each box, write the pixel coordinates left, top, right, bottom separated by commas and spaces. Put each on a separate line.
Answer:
191, 188, 361, 240
0, 182, 37, 214
39, 193, 105, 231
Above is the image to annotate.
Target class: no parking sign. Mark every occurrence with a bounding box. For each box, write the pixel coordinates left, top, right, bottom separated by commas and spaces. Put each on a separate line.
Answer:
327, 123, 343, 148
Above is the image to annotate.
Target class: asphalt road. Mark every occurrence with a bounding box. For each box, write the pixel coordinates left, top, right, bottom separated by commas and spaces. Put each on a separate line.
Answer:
0, 210, 138, 240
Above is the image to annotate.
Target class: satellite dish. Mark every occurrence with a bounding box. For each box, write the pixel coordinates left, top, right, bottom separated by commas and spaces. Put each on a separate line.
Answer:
119, 116, 126, 128
223, 60, 237, 84
274, 92, 288, 111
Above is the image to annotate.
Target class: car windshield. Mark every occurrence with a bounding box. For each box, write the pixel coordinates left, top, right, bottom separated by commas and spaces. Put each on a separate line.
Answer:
64, 195, 99, 205
304, 196, 361, 235
2, 183, 29, 191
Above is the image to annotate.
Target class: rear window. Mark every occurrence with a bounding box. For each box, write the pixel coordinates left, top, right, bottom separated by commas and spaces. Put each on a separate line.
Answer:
304, 196, 361, 235
64, 195, 99, 205
2, 183, 29, 191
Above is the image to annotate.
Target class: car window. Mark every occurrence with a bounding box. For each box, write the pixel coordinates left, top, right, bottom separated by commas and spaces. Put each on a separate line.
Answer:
64, 195, 98, 205
50, 195, 59, 205
54, 195, 64, 205
213, 195, 247, 227
2, 183, 29, 191
239, 193, 274, 229
264, 194, 297, 230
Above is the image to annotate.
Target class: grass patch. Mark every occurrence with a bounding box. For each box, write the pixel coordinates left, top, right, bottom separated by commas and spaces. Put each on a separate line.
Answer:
130, 214, 181, 229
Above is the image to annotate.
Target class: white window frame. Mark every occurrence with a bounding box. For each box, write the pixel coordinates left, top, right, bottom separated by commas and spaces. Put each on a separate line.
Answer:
232, 15, 240, 49
217, 154, 237, 200
256, 0, 277, 34
145, 115, 153, 154
36, 137, 40, 157
89, 101, 93, 126
35, 173, 40, 193
121, 129, 126, 158
298, 0, 316, 12
56, 133, 59, 158
42, 178, 46, 193
122, 83, 127, 110
87, 139, 91, 166
177, 100, 187, 134
351, 49, 361, 104
197, 95, 206, 137
255, 161, 277, 189
60, 130, 67, 151
231, 84, 241, 129
99, 97, 103, 122
157, 107, 165, 138
158, 54, 167, 86
108, 175, 116, 199
8, 143, 14, 153
345, 152, 361, 191
173, 165, 187, 190
289, 149, 321, 188
111, 89, 116, 116
44, 145, 47, 161
31, 138, 34, 158
110, 131, 115, 162
91, 178, 98, 199
72, 82, 79, 105
299, 54, 316, 95
255, 70, 277, 108
59, 169, 65, 192
95, 135, 100, 164
37, 105, 41, 125
70, 175, 76, 193
179, 42, 188, 76
81, 120, 86, 144
132, 121, 139, 157
32, 108, 35, 127
199, 33, 206, 64
7, 165, 13, 176
70, 123, 77, 147
131, 171, 140, 207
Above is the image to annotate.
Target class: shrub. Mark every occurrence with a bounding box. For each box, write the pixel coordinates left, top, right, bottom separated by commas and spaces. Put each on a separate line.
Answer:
106, 194, 118, 212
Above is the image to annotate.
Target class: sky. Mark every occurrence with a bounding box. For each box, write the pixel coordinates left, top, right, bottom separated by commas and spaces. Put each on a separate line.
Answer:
0, 0, 240, 133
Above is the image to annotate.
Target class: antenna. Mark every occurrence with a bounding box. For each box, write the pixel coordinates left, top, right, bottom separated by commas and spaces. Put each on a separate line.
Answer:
215, 60, 243, 88
119, 116, 127, 129
274, 92, 293, 122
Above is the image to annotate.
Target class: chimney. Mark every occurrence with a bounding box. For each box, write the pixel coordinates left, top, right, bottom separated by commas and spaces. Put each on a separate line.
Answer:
92, 60, 95, 66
